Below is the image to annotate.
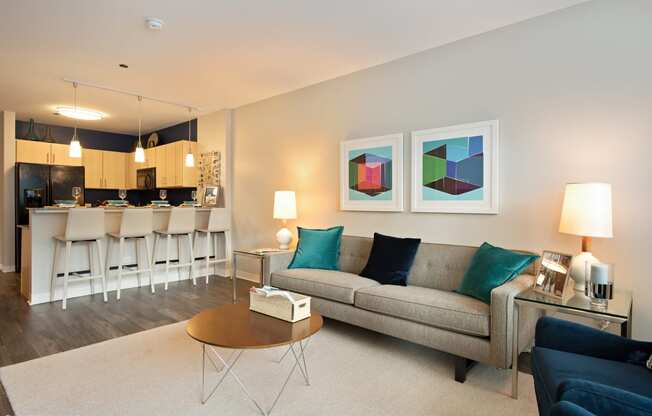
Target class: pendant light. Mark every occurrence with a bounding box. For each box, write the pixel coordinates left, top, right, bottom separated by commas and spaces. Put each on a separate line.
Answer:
68, 82, 82, 158
134, 96, 145, 163
185, 107, 195, 167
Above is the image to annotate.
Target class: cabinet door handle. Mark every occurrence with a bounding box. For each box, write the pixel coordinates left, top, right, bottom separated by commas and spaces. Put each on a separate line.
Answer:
52, 153, 55, 164
46, 153, 49, 164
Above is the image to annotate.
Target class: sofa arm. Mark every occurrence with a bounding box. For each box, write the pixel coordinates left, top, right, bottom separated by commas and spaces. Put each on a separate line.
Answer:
263, 252, 295, 286
550, 401, 596, 416
536, 317, 652, 364
558, 379, 652, 416
490, 273, 541, 368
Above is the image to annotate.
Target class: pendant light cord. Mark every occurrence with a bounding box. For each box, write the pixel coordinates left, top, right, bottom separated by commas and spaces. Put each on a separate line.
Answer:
138, 96, 143, 146
73, 82, 78, 138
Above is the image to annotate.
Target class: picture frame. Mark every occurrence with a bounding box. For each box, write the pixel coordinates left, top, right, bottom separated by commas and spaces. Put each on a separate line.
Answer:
533, 250, 574, 301
202, 185, 220, 207
340, 133, 403, 211
411, 120, 499, 214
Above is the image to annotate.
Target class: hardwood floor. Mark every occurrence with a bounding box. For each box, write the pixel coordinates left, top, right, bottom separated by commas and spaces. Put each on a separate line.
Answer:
0, 271, 252, 416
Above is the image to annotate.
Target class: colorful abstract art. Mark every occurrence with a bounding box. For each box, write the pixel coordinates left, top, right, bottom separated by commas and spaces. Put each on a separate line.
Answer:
348, 147, 392, 198
411, 120, 499, 214
422, 136, 483, 199
340, 134, 403, 211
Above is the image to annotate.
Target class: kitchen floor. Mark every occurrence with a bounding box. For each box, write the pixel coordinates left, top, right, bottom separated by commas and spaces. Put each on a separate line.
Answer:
0, 271, 252, 416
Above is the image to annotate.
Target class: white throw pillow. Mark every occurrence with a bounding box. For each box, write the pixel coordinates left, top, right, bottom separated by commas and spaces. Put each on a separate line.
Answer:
647, 355, 652, 370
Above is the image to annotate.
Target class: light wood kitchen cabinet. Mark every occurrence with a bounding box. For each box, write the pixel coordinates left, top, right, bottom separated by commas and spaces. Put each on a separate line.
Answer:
82, 149, 126, 189
50, 143, 82, 166
16, 139, 82, 166
103, 151, 127, 189
82, 149, 103, 188
144, 148, 156, 168
155, 141, 197, 188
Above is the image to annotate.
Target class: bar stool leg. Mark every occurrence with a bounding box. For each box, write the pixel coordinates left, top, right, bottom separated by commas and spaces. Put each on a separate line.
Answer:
176, 235, 182, 282
145, 235, 155, 293
135, 238, 142, 288
62, 241, 72, 310
117, 237, 125, 300
188, 232, 196, 286
96, 239, 107, 303
165, 234, 171, 291
50, 241, 60, 302
88, 242, 95, 295
105, 238, 112, 294
205, 231, 211, 284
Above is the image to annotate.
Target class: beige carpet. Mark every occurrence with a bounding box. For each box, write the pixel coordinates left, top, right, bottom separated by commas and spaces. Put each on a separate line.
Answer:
0, 320, 537, 415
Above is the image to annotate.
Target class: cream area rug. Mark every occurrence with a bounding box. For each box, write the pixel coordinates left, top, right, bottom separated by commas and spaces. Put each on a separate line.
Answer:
0, 320, 537, 416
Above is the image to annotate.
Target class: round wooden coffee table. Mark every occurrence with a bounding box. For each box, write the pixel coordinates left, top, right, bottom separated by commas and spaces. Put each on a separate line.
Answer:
187, 303, 323, 415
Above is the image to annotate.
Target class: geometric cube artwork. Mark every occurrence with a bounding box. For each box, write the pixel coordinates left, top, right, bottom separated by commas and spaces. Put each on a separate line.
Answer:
349, 151, 392, 197
341, 134, 403, 212
422, 136, 483, 198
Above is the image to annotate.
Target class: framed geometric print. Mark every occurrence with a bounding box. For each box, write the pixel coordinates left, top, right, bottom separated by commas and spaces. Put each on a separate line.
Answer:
411, 120, 499, 214
340, 133, 403, 211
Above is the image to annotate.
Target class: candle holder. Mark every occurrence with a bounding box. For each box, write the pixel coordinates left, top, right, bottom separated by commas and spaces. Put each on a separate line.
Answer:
588, 263, 614, 307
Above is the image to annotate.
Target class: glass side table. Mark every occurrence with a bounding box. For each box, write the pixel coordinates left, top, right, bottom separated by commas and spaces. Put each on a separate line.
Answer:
511, 288, 632, 399
231, 248, 294, 303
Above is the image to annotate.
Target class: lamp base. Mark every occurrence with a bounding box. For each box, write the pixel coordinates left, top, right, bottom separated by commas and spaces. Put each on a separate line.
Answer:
276, 227, 292, 250
569, 251, 599, 295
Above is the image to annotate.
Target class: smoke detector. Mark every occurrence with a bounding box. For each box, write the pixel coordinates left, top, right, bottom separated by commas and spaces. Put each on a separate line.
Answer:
145, 17, 164, 30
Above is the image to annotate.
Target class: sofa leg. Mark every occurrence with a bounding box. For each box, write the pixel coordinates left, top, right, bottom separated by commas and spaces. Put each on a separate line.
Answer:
454, 356, 476, 383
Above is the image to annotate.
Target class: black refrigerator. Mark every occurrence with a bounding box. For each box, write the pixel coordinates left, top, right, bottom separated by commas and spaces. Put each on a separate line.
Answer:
15, 163, 86, 269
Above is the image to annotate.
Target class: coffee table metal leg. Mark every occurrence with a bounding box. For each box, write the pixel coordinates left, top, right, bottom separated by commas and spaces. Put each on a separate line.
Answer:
200, 340, 313, 415
277, 338, 311, 364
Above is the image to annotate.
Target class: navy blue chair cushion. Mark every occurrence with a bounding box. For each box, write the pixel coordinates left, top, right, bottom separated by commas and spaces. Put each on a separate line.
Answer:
532, 346, 652, 400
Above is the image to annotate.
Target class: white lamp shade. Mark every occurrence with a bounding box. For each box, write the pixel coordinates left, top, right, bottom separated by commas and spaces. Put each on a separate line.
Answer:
68, 138, 82, 158
185, 152, 194, 167
273, 191, 297, 220
134, 146, 145, 163
559, 182, 613, 238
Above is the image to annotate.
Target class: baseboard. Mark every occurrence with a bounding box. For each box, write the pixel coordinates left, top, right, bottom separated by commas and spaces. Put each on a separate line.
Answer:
1, 264, 16, 273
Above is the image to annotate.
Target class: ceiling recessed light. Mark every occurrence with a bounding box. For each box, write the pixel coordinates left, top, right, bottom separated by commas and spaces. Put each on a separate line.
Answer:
119, 63, 128, 68
55, 106, 104, 121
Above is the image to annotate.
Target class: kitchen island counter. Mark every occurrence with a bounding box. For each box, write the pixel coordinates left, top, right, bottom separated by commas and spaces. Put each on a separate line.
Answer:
20, 207, 227, 304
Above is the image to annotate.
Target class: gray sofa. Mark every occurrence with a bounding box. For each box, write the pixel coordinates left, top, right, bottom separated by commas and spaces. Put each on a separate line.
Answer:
266, 235, 540, 382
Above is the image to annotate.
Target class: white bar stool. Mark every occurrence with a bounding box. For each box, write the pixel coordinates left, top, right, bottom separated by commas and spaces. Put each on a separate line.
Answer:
105, 208, 155, 300
195, 208, 232, 284
50, 208, 107, 310
152, 207, 196, 290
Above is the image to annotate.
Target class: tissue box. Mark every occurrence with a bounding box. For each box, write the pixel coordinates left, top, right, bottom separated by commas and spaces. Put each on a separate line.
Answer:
249, 291, 311, 322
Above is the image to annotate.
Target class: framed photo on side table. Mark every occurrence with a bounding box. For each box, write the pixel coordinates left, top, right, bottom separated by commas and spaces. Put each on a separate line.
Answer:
533, 250, 574, 301
340, 133, 403, 211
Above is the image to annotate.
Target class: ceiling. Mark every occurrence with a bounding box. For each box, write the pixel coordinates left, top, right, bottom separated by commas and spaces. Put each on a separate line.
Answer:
0, 0, 588, 134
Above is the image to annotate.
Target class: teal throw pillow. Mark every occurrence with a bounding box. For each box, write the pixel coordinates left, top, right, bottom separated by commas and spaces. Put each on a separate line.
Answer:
288, 226, 344, 270
457, 242, 538, 304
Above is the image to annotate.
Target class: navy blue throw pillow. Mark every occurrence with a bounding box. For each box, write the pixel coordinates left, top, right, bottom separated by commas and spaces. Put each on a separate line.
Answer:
359, 233, 421, 286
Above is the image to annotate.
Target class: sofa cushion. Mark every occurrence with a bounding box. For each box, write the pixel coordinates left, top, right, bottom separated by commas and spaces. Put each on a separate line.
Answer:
271, 268, 380, 304
457, 242, 538, 304
288, 226, 344, 270
532, 346, 652, 402
354, 285, 490, 337
359, 233, 421, 286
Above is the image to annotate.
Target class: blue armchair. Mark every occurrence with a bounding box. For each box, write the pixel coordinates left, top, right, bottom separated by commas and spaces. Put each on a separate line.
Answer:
532, 317, 652, 416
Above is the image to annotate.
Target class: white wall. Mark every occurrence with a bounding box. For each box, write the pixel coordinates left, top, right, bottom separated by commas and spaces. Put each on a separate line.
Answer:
0, 111, 16, 272
230, 0, 652, 339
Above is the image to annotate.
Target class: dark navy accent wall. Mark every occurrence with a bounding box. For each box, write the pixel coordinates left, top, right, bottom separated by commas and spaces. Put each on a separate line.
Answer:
16, 120, 137, 152
149, 119, 197, 145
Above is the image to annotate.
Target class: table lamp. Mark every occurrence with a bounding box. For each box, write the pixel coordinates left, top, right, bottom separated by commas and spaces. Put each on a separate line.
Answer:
273, 191, 297, 250
558, 183, 613, 295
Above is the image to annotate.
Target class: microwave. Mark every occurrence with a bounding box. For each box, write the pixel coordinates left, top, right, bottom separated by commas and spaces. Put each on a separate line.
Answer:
137, 168, 156, 190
